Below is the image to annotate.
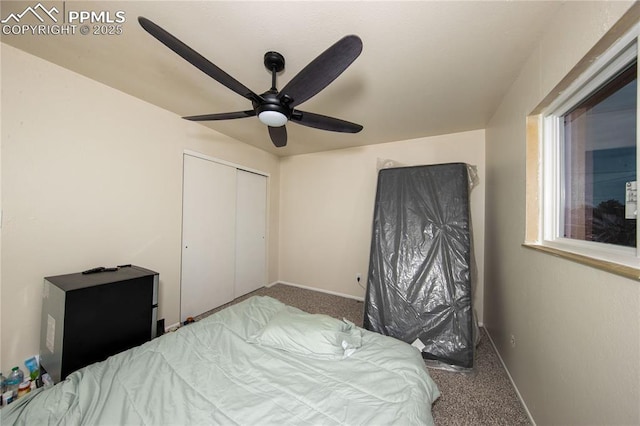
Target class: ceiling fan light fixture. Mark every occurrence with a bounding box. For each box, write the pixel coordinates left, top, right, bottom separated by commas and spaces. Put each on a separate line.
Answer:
258, 110, 288, 127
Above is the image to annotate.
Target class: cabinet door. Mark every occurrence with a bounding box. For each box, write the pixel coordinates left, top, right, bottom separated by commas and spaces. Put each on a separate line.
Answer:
235, 170, 267, 297
181, 155, 236, 321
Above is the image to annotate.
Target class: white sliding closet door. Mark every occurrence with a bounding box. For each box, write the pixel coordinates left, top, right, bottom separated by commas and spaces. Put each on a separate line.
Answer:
235, 170, 267, 297
181, 154, 236, 322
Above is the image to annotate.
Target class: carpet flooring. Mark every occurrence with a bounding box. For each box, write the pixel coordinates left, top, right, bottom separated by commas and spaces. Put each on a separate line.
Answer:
199, 283, 531, 425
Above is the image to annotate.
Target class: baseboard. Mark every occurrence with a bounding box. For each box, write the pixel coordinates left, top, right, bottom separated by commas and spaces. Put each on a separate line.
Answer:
165, 322, 181, 332
269, 281, 365, 302
484, 328, 536, 426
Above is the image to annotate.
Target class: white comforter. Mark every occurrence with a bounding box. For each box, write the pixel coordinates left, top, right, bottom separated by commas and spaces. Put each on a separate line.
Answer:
2, 296, 440, 425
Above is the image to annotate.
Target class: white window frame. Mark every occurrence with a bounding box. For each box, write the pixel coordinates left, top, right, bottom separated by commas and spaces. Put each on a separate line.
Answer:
540, 24, 640, 269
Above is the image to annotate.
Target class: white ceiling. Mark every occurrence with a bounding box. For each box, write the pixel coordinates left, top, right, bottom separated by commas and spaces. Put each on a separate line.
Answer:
1, 1, 563, 156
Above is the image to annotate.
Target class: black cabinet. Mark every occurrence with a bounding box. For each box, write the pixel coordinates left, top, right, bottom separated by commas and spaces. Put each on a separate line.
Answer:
39, 265, 159, 382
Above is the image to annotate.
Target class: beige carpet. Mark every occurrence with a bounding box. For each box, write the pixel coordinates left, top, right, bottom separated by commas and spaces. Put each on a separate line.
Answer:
198, 283, 531, 425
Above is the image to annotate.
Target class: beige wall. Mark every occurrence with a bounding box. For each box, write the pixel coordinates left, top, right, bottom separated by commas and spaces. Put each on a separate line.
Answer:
484, 1, 640, 424
279, 130, 486, 321
1, 44, 280, 373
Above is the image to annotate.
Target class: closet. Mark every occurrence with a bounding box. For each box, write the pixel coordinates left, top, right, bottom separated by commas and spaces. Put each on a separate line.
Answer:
180, 153, 267, 322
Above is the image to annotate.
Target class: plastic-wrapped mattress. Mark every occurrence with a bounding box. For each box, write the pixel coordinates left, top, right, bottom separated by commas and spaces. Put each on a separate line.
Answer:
364, 163, 475, 370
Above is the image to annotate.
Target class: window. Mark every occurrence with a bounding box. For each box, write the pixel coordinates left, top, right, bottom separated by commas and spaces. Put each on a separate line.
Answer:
539, 25, 639, 270
562, 62, 636, 248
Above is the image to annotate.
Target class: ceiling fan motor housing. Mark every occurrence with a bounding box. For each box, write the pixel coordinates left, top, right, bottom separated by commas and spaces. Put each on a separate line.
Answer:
255, 91, 292, 127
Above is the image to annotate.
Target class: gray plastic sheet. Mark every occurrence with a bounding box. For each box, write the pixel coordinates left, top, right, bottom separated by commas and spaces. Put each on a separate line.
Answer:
364, 163, 475, 371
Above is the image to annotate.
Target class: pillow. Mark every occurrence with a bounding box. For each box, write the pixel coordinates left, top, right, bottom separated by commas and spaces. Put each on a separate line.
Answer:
247, 307, 362, 360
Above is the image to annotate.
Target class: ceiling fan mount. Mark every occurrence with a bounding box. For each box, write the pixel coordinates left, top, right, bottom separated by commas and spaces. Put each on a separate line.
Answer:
263, 51, 285, 74
138, 16, 363, 148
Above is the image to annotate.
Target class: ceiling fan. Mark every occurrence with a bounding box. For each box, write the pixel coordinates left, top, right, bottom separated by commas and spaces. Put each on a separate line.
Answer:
138, 17, 364, 148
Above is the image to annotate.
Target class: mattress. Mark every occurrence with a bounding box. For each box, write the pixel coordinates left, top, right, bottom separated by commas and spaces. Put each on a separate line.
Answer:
3, 295, 440, 425
364, 163, 475, 370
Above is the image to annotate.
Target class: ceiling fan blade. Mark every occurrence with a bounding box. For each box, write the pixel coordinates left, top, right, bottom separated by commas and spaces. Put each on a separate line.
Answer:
183, 110, 256, 121
279, 35, 363, 108
138, 17, 261, 103
268, 126, 287, 147
291, 110, 363, 133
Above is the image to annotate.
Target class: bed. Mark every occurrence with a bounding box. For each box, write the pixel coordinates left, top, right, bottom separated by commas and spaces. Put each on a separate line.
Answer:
3, 296, 440, 425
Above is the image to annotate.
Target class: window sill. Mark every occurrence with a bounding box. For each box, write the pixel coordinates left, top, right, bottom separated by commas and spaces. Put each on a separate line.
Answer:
522, 243, 640, 281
